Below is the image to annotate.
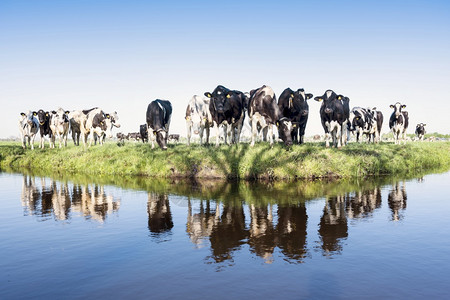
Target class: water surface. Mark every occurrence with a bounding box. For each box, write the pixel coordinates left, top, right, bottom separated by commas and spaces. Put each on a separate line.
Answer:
1, 171, 449, 299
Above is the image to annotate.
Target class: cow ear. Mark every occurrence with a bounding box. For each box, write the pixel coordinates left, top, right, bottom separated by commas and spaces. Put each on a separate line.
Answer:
306, 93, 313, 100
372, 107, 377, 111
401, 104, 407, 108
293, 123, 297, 128
276, 121, 279, 127
33, 111, 37, 116
314, 97, 322, 102
390, 105, 394, 108
20, 112, 26, 116
106, 114, 111, 119
52, 110, 56, 114
226, 93, 231, 99
290, 93, 294, 98
423, 124, 426, 126
65, 111, 70, 115
204, 92, 212, 98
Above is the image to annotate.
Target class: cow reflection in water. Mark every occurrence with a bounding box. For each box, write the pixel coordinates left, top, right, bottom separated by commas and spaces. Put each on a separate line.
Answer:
20, 175, 120, 222
276, 203, 308, 263
248, 204, 276, 263
346, 188, 382, 219
187, 199, 220, 247
318, 195, 349, 256
388, 181, 407, 221
208, 203, 247, 264
147, 193, 173, 237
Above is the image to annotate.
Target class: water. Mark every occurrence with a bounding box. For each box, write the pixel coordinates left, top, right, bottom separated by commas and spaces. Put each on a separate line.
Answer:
1, 171, 450, 299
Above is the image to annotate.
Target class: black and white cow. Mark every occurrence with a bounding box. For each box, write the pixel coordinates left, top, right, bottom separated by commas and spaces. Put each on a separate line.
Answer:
69, 108, 108, 147
350, 107, 383, 143
248, 85, 293, 147
186, 95, 212, 145
36, 109, 52, 149
18, 111, 39, 150
278, 88, 313, 144
204, 85, 247, 147
140, 124, 148, 143
50, 108, 70, 148
415, 123, 426, 141
389, 102, 409, 144
146, 99, 172, 150
314, 90, 347, 148
93, 111, 121, 145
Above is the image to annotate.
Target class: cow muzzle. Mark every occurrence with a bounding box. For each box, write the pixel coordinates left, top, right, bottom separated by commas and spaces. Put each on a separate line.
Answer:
325, 108, 333, 114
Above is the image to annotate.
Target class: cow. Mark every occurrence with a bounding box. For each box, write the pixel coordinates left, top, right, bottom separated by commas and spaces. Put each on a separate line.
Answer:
127, 132, 141, 141
116, 132, 127, 140
69, 108, 108, 147
185, 95, 213, 145
168, 134, 180, 142
140, 125, 148, 143
349, 107, 383, 143
278, 88, 313, 144
93, 111, 121, 144
314, 90, 347, 148
389, 102, 409, 144
36, 109, 52, 149
415, 123, 426, 141
204, 85, 247, 147
49, 108, 70, 148
18, 111, 39, 150
248, 85, 293, 147
146, 99, 172, 150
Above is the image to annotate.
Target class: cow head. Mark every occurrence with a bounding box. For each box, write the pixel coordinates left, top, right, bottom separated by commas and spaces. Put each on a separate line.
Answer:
276, 117, 293, 147
205, 85, 231, 114
51, 109, 70, 126
37, 109, 49, 125
390, 102, 406, 118
20, 111, 37, 128
154, 128, 168, 150
314, 90, 337, 114
294, 88, 313, 116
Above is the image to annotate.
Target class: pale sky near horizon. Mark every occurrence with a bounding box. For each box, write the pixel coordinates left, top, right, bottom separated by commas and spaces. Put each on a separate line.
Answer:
1, 0, 450, 139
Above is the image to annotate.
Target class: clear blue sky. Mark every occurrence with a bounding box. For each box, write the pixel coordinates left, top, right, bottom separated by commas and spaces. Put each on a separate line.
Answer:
1, 0, 450, 139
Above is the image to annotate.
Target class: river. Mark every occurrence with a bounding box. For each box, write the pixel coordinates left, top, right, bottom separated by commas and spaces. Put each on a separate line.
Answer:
1, 170, 449, 299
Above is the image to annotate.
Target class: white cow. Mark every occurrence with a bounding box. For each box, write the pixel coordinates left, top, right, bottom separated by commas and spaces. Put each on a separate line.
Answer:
18, 111, 39, 150
50, 108, 70, 148
185, 95, 212, 145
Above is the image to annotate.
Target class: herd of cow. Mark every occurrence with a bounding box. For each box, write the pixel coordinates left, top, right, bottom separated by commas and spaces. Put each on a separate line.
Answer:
18, 85, 427, 150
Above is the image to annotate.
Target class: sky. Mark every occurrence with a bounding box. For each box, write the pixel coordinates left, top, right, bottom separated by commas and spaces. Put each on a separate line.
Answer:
1, 0, 450, 139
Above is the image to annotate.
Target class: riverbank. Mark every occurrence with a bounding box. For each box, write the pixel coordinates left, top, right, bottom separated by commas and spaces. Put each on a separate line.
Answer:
1, 141, 450, 180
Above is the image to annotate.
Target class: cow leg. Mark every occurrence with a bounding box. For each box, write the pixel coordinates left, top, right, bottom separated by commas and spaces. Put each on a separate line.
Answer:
186, 122, 191, 146
214, 123, 220, 147
205, 125, 210, 145
250, 119, 258, 147
30, 135, 35, 150
268, 125, 274, 147
199, 126, 204, 145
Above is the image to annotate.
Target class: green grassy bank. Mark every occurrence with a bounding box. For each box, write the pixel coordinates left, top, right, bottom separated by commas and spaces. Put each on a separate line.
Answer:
1, 141, 450, 180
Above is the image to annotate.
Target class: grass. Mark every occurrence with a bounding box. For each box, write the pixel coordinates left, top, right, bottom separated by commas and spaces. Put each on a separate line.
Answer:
1, 141, 450, 181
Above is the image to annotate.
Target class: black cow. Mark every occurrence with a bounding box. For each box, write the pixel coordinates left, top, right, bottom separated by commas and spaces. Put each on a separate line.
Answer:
415, 123, 426, 141
36, 109, 52, 149
350, 107, 383, 143
389, 102, 409, 144
204, 85, 247, 147
278, 88, 313, 144
314, 90, 347, 148
146, 99, 172, 150
248, 85, 293, 147
140, 124, 148, 143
